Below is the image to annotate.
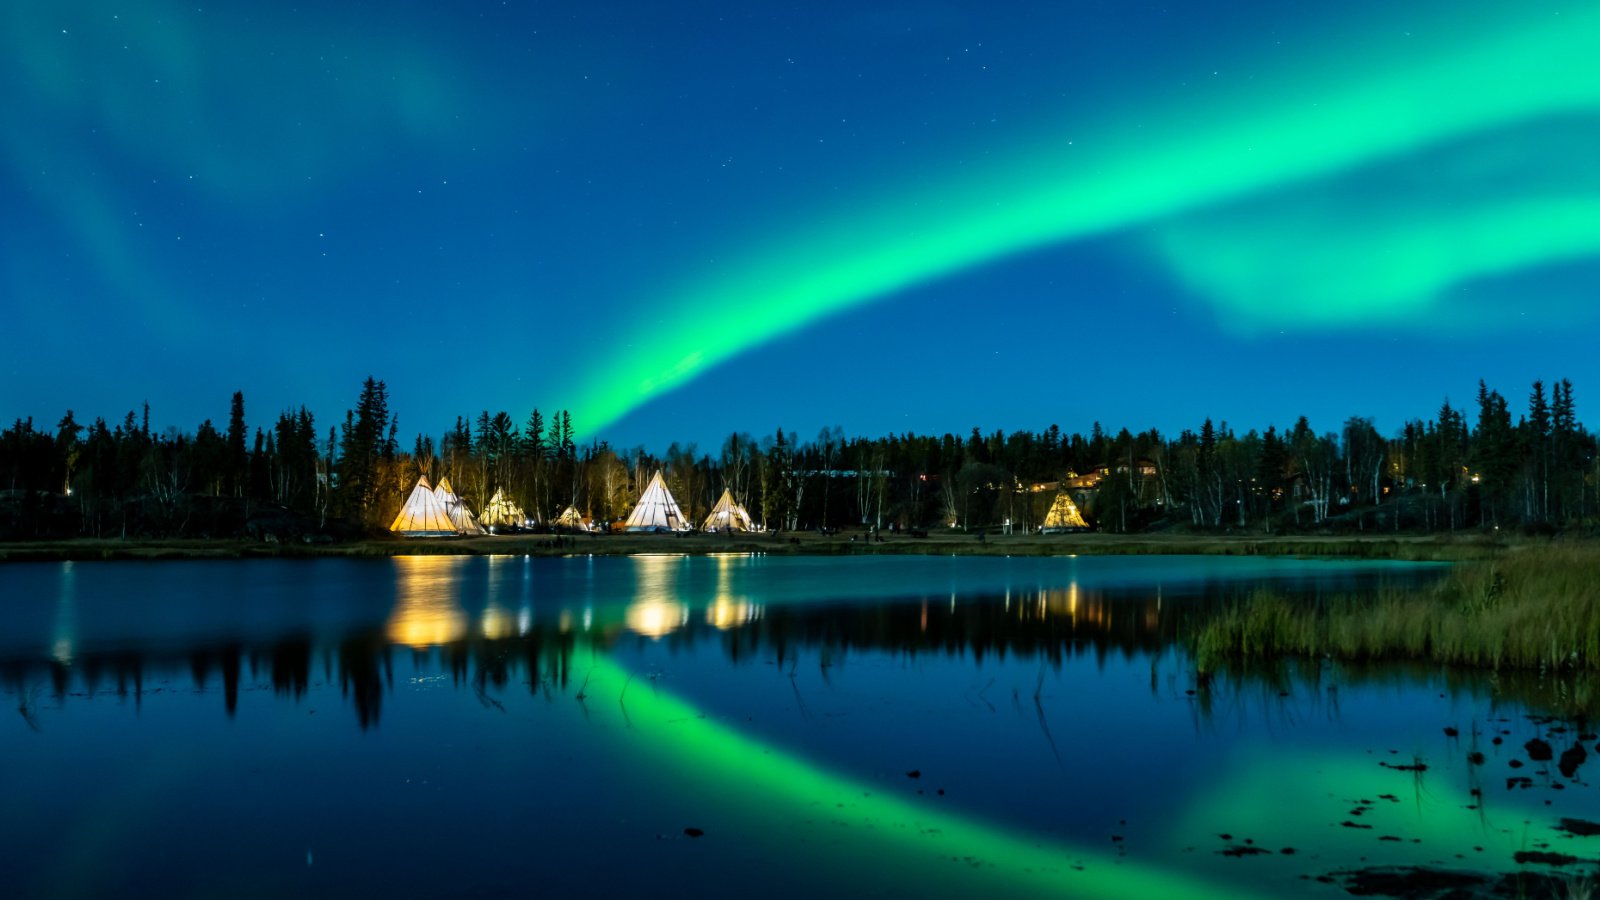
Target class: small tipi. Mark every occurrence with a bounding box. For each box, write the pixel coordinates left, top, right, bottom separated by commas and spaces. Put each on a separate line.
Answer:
702, 488, 756, 533
391, 476, 458, 536
624, 471, 690, 532
479, 487, 529, 530
1042, 490, 1090, 532
434, 476, 486, 536
552, 505, 593, 531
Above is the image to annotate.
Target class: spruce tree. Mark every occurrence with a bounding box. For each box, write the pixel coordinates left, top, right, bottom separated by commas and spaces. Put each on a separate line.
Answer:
337, 378, 390, 521
227, 391, 247, 497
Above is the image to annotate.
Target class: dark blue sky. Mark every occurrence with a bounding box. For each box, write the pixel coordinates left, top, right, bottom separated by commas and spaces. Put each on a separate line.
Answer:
3, 0, 1596, 450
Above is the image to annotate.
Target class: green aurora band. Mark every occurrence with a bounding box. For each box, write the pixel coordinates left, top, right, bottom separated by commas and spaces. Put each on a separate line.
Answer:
0, 1, 467, 342
576, 653, 1268, 899
1154, 194, 1600, 332
1174, 748, 1568, 868
578, 652, 1578, 896
577, 7, 1600, 431
1150, 111, 1600, 332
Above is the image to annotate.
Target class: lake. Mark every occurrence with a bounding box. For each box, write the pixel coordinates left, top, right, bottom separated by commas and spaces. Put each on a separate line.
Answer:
1, 553, 1594, 898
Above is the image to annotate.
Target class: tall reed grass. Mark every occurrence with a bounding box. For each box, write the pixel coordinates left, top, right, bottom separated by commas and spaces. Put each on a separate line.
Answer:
1193, 544, 1600, 673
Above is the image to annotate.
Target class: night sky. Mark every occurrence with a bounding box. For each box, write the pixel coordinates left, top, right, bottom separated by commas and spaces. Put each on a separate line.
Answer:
4, 0, 1597, 449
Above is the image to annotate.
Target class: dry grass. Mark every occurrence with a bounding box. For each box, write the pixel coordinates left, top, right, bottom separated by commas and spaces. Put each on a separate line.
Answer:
1194, 544, 1600, 674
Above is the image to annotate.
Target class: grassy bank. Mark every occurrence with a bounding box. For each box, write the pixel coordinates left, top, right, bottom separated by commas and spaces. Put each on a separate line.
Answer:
1194, 544, 1600, 674
0, 529, 1513, 563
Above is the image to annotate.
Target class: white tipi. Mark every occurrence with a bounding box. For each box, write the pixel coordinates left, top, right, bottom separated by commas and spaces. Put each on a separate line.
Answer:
552, 505, 592, 532
702, 488, 756, 533
434, 476, 487, 536
390, 476, 458, 536
624, 471, 690, 532
479, 487, 529, 529
1041, 490, 1090, 532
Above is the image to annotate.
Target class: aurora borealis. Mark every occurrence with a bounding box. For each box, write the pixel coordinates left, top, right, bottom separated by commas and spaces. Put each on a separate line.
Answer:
3, 0, 1597, 443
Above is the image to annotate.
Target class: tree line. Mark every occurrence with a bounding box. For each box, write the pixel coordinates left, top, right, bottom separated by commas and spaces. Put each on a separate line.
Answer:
0, 376, 1593, 540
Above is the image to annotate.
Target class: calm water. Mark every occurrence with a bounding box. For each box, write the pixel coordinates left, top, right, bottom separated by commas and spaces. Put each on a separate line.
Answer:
1, 554, 1593, 898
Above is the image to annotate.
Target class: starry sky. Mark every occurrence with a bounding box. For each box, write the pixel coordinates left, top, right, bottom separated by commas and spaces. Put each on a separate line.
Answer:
4, 0, 1597, 449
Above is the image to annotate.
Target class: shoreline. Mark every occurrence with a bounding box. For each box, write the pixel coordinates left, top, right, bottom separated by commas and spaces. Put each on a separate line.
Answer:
0, 530, 1518, 563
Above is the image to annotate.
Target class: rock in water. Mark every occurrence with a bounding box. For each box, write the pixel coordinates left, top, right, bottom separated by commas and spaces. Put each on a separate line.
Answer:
1559, 743, 1588, 779
1557, 818, 1600, 837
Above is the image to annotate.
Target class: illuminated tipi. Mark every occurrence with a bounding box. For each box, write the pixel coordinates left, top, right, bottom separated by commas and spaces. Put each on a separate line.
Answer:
552, 505, 591, 531
702, 488, 756, 533
624, 471, 690, 532
479, 487, 529, 530
434, 476, 486, 536
390, 476, 458, 536
1041, 490, 1090, 532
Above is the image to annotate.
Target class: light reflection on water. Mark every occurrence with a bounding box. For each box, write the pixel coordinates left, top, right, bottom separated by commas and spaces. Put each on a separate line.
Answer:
5, 553, 1596, 898
385, 555, 471, 647
377, 553, 768, 641
51, 559, 76, 665
708, 552, 759, 630
625, 554, 691, 638
0, 553, 1451, 725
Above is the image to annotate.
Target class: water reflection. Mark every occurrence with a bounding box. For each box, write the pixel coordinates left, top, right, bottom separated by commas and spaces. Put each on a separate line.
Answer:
386, 555, 471, 647
7, 555, 1595, 900
480, 603, 515, 639
707, 554, 759, 630
339, 634, 389, 729
269, 635, 311, 699
5, 582, 1174, 727
51, 560, 77, 665
625, 555, 688, 638
481, 554, 526, 640
11, 587, 1545, 735
0, 554, 1478, 734
625, 599, 687, 638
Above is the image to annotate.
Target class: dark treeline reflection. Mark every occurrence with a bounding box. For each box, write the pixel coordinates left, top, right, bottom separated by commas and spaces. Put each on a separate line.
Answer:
7, 588, 1587, 727
2, 589, 1185, 728
1, 622, 595, 730
683, 588, 1177, 669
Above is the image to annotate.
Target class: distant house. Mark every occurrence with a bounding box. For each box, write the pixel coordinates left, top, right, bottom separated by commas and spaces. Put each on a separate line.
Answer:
1064, 469, 1103, 490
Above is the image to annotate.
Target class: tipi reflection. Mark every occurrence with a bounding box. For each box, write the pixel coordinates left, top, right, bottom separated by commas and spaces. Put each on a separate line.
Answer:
705, 554, 758, 630
386, 555, 470, 648
624, 555, 687, 638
